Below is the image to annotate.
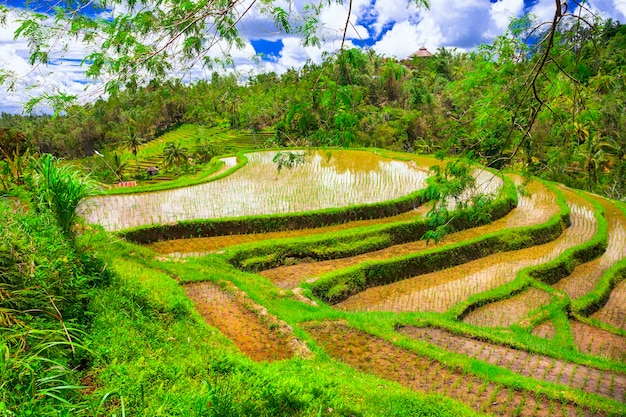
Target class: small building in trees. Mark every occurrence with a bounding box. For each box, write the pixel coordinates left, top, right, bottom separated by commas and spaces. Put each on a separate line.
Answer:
409, 46, 433, 58
146, 166, 159, 176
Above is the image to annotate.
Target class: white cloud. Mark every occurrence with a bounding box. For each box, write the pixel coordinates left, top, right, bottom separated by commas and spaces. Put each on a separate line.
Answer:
275, 36, 326, 68
372, 19, 442, 58
371, 0, 422, 36
317, 2, 370, 44
588, 0, 626, 21
528, 0, 557, 23
3, 0, 626, 113
0, 9, 103, 114
489, 0, 525, 33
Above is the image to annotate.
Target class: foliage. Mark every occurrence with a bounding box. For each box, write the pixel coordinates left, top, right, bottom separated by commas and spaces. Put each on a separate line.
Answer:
421, 159, 478, 244
195, 135, 224, 165
2, 17, 625, 199
162, 141, 190, 173
0, 198, 108, 415
272, 151, 307, 173
32, 154, 97, 238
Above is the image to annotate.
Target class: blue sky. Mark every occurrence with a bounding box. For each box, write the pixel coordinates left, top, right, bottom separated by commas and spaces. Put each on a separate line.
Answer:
1, 0, 625, 114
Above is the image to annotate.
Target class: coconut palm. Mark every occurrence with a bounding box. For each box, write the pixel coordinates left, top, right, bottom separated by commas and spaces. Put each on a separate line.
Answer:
162, 141, 190, 174
122, 125, 144, 175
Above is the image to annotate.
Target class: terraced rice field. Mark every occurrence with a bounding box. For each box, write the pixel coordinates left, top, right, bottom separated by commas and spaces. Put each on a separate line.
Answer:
98, 149, 626, 416
398, 326, 626, 402
82, 150, 432, 231
594, 281, 626, 330
184, 281, 306, 362
147, 207, 427, 257
304, 321, 606, 416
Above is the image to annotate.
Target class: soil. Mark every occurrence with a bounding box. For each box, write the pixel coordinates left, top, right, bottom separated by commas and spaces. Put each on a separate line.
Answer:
532, 320, 557, 340
184, 281, 309, 362
570, 320, 626, 362
593, 278, 626, 331
554, 195, 626, 299
399, 325, 626, 403
462, 287, 552, 328
303, 320, 607, 416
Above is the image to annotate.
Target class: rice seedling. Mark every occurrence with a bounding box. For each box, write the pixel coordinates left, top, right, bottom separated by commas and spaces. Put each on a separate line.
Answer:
398, 325, 626, 404
333, 186, 597, 315
81, 150, 433, 231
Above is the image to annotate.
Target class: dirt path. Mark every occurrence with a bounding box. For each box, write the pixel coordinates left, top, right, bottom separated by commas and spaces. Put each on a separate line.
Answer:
334, 187, 595, 314
262, 175, 557, 290
148, 208, 426, 256
399, 326, 626, 403
184, 281, 307, 362
553, 195, 626, 299
304, 321, 607, 416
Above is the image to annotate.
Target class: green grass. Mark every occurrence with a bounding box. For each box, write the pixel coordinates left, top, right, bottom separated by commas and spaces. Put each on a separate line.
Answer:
32, 151, 626, 416
95, 124, 273, 195
83, 233, 482, 417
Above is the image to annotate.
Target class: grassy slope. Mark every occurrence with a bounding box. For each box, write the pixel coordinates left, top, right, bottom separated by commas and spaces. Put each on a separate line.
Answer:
85, 233, 481, 416
78, 144, 626, 416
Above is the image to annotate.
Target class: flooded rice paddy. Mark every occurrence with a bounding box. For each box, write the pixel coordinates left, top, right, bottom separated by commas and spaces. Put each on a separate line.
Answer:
81, 150, 432, 231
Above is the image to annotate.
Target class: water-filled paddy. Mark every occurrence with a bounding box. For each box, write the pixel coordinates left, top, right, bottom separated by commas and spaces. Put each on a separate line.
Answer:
80, 150, 432, 231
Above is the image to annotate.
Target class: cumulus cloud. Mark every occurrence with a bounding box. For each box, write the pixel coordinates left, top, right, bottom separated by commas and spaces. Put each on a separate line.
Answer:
372, 19, 442, 58
488, 0, 525, 35
3, 0, 626, 113
370, 0, 422, 36
0, 10, 103, 114
318, 2, 370, 44
588, 0, 626, 21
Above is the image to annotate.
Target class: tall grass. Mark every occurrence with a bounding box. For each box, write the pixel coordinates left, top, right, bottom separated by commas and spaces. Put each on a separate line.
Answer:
34, 154, 97, 238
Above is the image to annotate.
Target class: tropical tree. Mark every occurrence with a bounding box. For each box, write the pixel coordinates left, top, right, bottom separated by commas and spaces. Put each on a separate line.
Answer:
163, 141, 190, 174
195, 137, 224, 164
122, 125, 144, 175
4, 1, 432, 112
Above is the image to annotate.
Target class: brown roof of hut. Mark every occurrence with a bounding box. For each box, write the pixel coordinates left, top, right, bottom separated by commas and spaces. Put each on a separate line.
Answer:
411, 46, 433, 58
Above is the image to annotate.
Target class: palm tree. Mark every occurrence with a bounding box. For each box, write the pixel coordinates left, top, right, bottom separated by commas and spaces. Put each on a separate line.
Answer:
122, 125, 144, 175
162, 141, 190, 174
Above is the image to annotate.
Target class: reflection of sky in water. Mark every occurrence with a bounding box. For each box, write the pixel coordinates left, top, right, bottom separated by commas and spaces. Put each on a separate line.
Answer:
81, 151, 436, 231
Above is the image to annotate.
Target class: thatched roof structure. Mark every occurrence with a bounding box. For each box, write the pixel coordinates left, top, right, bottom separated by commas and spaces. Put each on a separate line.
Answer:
410, 46, 433, 58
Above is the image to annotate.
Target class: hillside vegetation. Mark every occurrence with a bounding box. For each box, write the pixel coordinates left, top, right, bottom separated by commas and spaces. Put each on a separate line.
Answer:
1, 20, 625, 200
1, 16, 626, 417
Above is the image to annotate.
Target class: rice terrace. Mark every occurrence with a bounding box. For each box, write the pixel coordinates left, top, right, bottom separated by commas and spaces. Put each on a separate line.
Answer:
71, 126, 624, 416
3, 4, 626, 415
